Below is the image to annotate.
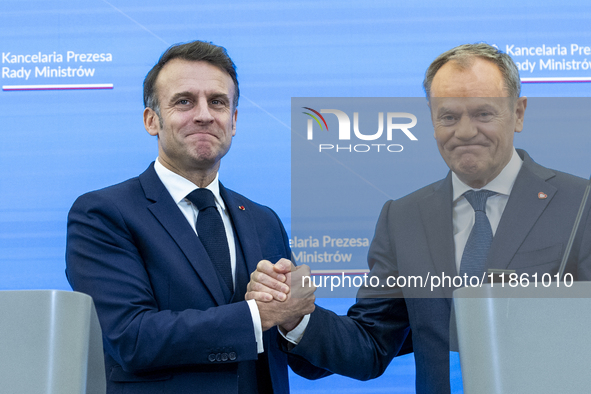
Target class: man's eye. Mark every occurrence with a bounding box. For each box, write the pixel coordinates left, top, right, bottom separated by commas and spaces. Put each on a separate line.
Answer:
174, 99, 192, 107
476, 112, 493, 121
440, 115, 457, 125
211, 99, 224, 106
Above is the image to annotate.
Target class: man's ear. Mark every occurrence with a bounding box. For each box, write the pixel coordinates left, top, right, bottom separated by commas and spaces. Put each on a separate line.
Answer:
144, 107, 160, 136
427, 98, 437, 139
231, 108, 238, 137
514, 96, 527, 133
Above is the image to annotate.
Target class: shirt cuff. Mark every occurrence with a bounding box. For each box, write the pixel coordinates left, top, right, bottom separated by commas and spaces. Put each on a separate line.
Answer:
246, 299, 264, 353
278, 314, 310, 345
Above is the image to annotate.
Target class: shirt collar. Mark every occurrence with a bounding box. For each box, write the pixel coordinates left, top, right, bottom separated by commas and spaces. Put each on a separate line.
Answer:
153, 158, 226, 211
452, 148, 523, 202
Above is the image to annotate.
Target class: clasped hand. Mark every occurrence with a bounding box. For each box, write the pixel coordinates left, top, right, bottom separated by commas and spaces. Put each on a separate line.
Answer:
246, 258, 316, 332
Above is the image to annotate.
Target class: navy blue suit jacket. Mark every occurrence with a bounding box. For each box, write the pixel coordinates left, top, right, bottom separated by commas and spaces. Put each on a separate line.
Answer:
289, 150, 591, 393
66, 163, 298, 393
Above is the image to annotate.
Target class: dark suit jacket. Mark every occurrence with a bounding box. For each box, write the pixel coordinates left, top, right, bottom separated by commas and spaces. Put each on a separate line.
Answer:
66, 163, 299, 393
288, 150, 591, 394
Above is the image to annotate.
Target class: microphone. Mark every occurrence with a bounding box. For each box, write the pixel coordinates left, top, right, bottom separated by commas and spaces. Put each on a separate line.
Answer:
557, 172, 591, 280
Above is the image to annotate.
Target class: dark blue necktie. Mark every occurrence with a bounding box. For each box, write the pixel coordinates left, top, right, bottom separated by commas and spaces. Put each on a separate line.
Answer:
459, 190, 496, 280
186, 188, 233, 292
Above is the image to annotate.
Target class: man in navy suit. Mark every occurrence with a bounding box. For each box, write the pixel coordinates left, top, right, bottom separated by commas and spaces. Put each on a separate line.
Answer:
247, 43, 591, 393
66, 40, 316, 394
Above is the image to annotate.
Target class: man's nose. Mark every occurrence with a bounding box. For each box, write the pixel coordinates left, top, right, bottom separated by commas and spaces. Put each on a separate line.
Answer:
193, 99, 215, 123
454, 115, 478, 140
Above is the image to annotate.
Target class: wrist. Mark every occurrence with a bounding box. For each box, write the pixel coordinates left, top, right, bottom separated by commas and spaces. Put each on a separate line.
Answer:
280, 317, 303, 333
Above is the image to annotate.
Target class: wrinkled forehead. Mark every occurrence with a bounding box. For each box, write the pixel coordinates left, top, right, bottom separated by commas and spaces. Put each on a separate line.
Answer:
155, 59, 236, 104
429, 96, 515, 114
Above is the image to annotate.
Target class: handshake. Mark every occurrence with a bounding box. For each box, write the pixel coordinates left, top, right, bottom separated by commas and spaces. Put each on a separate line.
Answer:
246, 258, 317, 332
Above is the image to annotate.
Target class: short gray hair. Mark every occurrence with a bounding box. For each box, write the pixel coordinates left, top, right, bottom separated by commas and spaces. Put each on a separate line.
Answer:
143, 40, 239, 115
423, 43, 521, 98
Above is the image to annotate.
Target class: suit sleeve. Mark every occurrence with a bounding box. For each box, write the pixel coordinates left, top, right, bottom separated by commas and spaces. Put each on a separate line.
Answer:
65, 191, 258, 374
574, 196, 591, 280
287, 200, 412, 380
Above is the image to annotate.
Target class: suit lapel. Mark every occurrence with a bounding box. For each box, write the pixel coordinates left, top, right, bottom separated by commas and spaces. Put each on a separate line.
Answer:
418, 173, 457, 280
486, 151, 557, 270
220, 184, 263, 276
139, 164, 228, 306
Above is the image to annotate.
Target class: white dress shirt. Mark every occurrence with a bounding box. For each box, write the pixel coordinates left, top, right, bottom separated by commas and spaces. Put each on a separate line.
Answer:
451, 148, 523, 272
153, 158, 264, 353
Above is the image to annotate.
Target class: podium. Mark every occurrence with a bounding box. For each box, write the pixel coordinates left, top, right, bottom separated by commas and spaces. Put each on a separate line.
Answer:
453, 282, 591, 394
0, 290, 106, 394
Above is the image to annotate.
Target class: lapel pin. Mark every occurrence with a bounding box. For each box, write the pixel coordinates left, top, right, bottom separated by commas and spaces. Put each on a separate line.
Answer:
538, 192, 548, 199
238, 205, 245, 211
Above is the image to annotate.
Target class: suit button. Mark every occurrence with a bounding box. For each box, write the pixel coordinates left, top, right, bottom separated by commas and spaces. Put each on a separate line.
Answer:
216, 353, 222, 362
229, 352, 237, 361
208, 354, 216, 362
221, 353, 228, 361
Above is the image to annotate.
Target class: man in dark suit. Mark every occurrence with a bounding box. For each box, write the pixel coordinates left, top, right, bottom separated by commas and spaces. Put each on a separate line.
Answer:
247, 43, 591, 393
66, 40, 315, 394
